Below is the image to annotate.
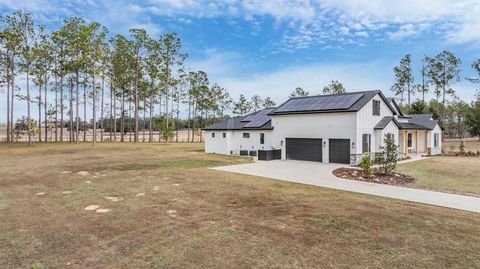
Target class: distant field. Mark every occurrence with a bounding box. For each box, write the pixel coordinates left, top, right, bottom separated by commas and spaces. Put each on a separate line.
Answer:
0, 143, 479, 268
0, 125, 204, 143
444, 138, 480, 152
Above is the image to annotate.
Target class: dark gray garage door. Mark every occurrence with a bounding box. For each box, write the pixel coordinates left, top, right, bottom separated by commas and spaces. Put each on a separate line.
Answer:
286, 138, 322, 162
329, 139, 350, 164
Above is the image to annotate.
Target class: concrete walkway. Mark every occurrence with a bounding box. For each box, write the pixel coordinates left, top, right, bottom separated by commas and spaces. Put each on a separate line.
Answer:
212, 160, 480, 213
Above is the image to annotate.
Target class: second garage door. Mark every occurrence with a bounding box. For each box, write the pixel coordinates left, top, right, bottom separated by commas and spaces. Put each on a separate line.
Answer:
286, 138, 322, 162
329, 139, 350, 164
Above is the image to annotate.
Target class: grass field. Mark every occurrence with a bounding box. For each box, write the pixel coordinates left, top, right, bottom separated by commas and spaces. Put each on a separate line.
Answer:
0, 143, 479, 268
444, 138, 480, 152
397, 156, 480, 196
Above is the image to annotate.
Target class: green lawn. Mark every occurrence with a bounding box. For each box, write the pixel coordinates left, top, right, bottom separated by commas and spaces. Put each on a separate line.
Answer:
397, 156, 480, 196
0, 143, 479, 268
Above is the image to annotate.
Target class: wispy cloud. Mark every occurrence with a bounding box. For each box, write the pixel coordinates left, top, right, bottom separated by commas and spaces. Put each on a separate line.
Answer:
2, 0, 479, 50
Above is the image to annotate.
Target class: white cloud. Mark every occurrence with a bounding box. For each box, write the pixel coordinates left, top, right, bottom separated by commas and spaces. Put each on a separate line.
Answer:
2, 0, 480, 50
388, 24, 418, 40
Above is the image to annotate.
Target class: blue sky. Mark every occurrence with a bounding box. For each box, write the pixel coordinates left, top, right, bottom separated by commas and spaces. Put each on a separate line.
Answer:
1, 0, 480, 122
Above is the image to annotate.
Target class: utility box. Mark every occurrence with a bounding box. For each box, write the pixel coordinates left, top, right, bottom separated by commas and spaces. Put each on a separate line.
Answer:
258, 149, 282, 161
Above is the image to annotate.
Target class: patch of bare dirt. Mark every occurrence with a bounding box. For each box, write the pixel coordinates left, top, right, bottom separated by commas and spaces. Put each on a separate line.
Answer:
84, 205, 100, 211
333, 168, 415, 186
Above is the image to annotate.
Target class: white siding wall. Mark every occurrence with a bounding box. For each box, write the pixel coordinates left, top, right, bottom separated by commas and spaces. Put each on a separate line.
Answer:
374, 120, 399, 151
204, 130, 231, 154
204, 130, 273, 155
430, 124, 442, 155
271, 113, 356, 163
356, 94, 395, 154
230, 130, 273, 155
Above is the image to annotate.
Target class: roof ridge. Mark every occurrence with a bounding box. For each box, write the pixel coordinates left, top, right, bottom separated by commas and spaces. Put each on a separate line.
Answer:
287, 90, 379, 101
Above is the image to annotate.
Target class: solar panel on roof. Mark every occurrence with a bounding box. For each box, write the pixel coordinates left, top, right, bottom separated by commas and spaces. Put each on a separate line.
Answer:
275, 93, 364, 113
243, 108, 274, 128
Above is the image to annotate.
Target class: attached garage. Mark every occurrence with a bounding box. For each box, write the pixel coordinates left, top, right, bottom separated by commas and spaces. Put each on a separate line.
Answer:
286, 138, 323, 162
329, 139, 350, 164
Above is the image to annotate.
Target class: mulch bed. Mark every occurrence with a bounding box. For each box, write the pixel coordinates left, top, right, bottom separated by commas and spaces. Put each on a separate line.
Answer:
333, 168, 416, 186
442, 151, 480, 157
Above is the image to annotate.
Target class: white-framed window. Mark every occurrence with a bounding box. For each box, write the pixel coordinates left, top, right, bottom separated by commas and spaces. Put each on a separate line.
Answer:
362, 133, 371, 153
260, 133, 265, 144
222, 132, 226, 138
243, 133, 250, 138
408, 133, 412, 148
434, 133, 439, 147
372, 100, 380, 116
211, 132, 215, 138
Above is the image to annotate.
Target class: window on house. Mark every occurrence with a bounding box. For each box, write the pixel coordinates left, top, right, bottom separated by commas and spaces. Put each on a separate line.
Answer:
211, 132, 215, 138
222, 132, 226, 138
260, 133, 265, 144
243, 133, 250, 138
434, 133, 439, 147
372, 100, 380, 116
408, 133, 412, 147
362, 134, 371, 153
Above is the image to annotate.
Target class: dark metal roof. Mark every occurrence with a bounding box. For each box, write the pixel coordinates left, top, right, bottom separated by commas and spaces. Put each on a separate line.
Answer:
244, 108, 274, 128
202, 108, 275, 131
407, 114, 438, 130
374, 116, 401, 130
387, 98, 405, 116
375, 114, 439, 130
399, 122, 431, 130
270, 90, 397, 115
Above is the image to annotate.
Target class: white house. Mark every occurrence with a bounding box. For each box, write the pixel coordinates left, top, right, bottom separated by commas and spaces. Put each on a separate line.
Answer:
203, 90, 443, 165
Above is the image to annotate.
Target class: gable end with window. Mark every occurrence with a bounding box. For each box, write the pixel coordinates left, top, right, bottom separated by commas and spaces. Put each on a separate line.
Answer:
372, 100, 380, 116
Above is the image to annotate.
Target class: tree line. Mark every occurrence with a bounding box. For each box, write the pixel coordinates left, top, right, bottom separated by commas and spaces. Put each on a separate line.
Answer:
0, 10, 235, 144
390, 52, 480, 139
2, 10, 479, 144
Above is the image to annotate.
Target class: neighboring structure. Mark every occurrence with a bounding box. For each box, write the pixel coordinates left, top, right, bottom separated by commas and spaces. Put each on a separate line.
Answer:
203, 90, 443, 165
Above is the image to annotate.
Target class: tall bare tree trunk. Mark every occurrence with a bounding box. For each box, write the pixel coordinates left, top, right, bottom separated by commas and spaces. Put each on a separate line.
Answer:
10, 59, 15, 142
100, 76, 104, 142
187, 92, 191, 143
6, 62, 10, 143
158, 93, 162, 142
38, 83, 42, 142
134, 53, 139, 143
69, 80, 73, 142
60, 75, 64, 142
54, 63, 58, 142
44, 74, 48, 142
110, 82, 113, 142
120, 89, 124, 142
143, 102, 146, 142
113, 85, 117, 142
129, 100, 132, 142
75, 72, 79, 143
175, 97, 180, 142
92, 67, 96, 145
27, 64, 32, 146
83, 78, 87, 142
149, 92, 153, 142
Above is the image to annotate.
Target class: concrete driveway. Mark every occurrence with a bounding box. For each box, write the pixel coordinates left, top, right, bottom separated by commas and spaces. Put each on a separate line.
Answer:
212, 160, 480, 213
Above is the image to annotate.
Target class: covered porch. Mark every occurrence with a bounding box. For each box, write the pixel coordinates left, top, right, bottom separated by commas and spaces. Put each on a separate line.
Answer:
398, 129, 430, 156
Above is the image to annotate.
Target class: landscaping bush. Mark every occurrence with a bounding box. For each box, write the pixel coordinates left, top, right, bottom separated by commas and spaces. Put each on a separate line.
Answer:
459, 141, 465, 154
377, 133, 398, 175
359, 155, 373, 178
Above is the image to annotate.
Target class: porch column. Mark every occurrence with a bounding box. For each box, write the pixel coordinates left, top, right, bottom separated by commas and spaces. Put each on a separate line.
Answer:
426, 130, 430, 154
404, 130, 408, 156
416, 131, 419, 154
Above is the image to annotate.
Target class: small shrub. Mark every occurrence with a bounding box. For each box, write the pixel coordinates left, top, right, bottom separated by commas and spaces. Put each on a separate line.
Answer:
360, 155, 373, 178
378, 133, 398, 175
459, 141, 465, 154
